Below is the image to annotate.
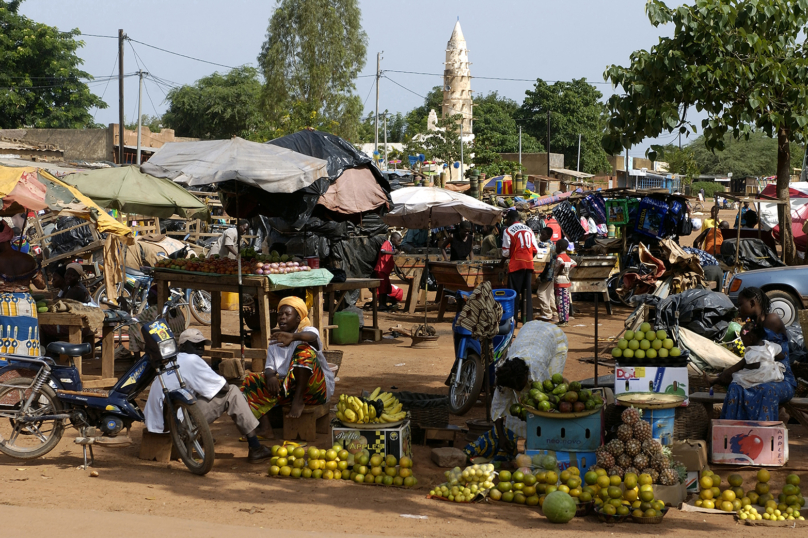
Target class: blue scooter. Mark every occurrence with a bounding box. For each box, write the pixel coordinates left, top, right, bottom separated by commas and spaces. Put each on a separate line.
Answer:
0, 303, 215, 475
446, 288, 517, 415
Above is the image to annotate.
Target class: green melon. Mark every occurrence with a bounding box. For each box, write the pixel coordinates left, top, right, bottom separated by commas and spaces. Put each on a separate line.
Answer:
543, 491, 576, 523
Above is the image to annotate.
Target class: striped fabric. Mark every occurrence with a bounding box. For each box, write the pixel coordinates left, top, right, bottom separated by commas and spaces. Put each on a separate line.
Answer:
241, 344, 327, 419
456, 281, 502, 340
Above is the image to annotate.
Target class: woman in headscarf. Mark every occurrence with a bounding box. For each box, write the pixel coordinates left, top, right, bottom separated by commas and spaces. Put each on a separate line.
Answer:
0, 221, 46, 359
241, 296, 335, 438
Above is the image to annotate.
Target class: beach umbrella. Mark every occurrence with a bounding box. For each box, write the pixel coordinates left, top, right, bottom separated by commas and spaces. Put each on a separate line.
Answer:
383, 187, 504, 329
60, 165, 209, 220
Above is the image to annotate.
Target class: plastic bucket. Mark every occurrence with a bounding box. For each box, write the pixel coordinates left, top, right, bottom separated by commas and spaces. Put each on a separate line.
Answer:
331, 311, 360, 345
305, 256, 320, 269
221, 292, 240, 311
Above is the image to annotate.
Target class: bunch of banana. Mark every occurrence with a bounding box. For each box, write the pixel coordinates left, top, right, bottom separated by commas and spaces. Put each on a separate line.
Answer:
368, 387, 406, 423
336, 394, 376, 424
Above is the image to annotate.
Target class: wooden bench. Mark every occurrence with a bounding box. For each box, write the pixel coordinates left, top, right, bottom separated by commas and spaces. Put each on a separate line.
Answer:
690, 391, 808, 428
281, 403, 331, 442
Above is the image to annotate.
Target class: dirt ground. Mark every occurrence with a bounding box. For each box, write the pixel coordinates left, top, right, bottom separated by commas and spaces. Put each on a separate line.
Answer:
2, 206, 801, 537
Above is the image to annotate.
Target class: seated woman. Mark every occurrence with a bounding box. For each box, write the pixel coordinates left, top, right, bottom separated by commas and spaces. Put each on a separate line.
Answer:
710, 287, 796, 420
241, 297, 335, 438
0, 221, 46, 359
464, 321, 568, 463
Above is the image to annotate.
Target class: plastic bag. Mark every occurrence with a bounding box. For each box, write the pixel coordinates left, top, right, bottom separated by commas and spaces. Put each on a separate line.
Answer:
645, 288, 737, 341
787, 323, 807, 364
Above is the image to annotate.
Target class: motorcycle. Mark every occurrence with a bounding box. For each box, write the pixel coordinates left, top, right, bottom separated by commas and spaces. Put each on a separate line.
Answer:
446, 288, 517, 415
0, 303, 215, 475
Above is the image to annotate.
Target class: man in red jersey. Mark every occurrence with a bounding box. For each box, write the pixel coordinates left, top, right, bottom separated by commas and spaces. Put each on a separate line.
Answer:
502, 210, 538, 323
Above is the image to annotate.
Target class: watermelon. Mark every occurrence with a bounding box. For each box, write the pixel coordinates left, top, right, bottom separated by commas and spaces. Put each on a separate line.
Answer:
543, 491, 576, 523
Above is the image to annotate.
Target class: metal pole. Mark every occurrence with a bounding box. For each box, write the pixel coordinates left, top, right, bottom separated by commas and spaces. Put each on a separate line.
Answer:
460, 122, 464, 181
546, 110, 551, 177
577, 134, 582, 172
594, 292, 599, 388
374, 52, 380, 156
518, 126, 522, 168
118, 29, 125, 165
625, 148, 630, 188
383, 114, 388, 170
136, 70, 144, 165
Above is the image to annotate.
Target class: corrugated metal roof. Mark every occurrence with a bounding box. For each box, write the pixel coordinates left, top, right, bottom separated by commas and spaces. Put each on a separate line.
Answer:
549, 168, 595, 179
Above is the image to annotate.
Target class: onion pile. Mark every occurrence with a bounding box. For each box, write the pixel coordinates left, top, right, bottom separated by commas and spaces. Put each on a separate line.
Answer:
250, 260, 311, 275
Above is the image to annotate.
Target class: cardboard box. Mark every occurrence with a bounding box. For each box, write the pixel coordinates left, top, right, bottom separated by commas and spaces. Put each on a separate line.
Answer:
331, 420, 412, 461
653, 482, 687, 506
711, 419, 788, 466
670, 440, 709, 471
525, 449, 598, 476
614, 365, 689, 405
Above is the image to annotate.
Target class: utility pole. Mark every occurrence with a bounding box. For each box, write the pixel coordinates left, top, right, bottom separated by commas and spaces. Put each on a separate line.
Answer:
383, 113, 388, 170
518, 126, 522, 168
577, 134, 582, 172
460, 122, 464, 181
546, 110, 551, 177
136, 70, 144, 165
118, 29, 125, 165
374, 52, 382, 156
626, 147, 630, 189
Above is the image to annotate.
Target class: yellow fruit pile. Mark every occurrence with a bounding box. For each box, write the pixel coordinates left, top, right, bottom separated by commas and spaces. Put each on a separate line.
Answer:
588, 469, 665, 518
431, 464, 497, 503
336, 388, 406, 424
694, 469, 806, 516
489, 468, 543, 506
268, 444, 416, 486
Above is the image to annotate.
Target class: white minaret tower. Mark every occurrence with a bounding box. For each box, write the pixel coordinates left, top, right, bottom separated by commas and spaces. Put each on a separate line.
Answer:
442, 18, 472, 136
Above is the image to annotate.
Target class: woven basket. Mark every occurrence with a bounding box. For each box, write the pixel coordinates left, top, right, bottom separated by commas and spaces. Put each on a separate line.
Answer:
392, 391, 449, 429
322, 350, 343, 377
674, 403, 710, 440
688, 373, 726, 394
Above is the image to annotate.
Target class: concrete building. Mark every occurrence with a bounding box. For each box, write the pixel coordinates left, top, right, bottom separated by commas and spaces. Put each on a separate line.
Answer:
443, 19, 473, 136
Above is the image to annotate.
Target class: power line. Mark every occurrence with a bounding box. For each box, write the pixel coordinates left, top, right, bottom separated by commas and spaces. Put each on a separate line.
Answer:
382, 75, 426, 100
127, 37, 238, 70
362, 78, 376, 108
79, 33, 118, 39
93, 48, 120, 120
143, 77, 162, 118
0, 76, 135, 91
383, 69, 613, 85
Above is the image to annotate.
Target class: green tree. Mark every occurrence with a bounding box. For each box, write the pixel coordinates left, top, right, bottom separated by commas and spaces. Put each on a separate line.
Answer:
0, 0, 106, 128
657, 145, 700, 186
684, 132, 803, 177
473, 91, 542, 173
162, 66, 264, 140
125, 114, 163, 133
518, 78, 611, 174
603, 0, 808, 264
423, 114, 463, 166
356, 110, 406, 144
258, 0, 367, 141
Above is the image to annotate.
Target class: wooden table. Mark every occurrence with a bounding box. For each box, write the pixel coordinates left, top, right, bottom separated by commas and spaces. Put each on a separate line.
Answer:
393, 254, 442, 314
37, 311, 116, 387
151, 270, 325, 353
324, 278, 382, 342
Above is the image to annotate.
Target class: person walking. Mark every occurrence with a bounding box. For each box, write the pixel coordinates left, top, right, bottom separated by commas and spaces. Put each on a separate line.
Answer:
502, 211, 538, 324
553, 238, 577, 327
535, 227, 556, 322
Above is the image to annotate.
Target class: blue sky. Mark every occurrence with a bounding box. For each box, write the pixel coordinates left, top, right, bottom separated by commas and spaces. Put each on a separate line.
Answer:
23, 0, 686, 157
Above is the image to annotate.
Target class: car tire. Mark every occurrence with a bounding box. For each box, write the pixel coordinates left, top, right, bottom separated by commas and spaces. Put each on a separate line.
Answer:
766, 290, 800, 326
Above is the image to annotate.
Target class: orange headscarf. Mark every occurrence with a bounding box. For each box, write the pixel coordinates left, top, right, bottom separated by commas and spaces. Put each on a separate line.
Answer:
278, 296, 311, 330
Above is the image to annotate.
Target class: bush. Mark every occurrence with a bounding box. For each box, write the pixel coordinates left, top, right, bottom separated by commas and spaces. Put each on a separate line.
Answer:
690, 181, 727, 199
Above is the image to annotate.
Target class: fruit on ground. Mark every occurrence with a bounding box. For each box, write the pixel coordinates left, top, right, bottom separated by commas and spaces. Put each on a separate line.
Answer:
543, 491, 577, 524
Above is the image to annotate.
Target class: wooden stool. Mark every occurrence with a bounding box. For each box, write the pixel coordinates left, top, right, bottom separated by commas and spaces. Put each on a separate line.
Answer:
281, 403, 331, 442
139, 430, 178, 463
421, 425, 467, 448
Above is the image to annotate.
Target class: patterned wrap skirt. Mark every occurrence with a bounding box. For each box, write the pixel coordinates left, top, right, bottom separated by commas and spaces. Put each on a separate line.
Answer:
464, 426, 519, 462
241, 343, 327, 418
0, 292, 40, 360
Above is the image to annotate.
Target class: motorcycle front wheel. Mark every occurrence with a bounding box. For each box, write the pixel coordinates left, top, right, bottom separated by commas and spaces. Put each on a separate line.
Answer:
448, 352, 484, 416
188, 290, 212, 326
0, 377, 65, 459
167, 401, 215, 475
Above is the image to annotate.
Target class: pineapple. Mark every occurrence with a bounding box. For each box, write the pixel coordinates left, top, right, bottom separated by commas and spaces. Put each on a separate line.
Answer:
597, 452, 615, 469
643, 467, 660, 483
606, 438, 624, 457
617, 423, 633, 443
617, 453, 632, 468
642, 439, 662, 457
624, 466, 640, 476
608, 466, 624, 478
651, 453, 670, 472
633, 453, 649, 469
621, 406, 641, 426
660, 468, 679, 486
632, 420, 652, 442
625, 438, 641, 457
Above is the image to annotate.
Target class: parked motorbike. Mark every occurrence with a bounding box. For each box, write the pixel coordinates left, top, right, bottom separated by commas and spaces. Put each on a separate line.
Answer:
0, 303, 215, 475
446, 288, 517, 415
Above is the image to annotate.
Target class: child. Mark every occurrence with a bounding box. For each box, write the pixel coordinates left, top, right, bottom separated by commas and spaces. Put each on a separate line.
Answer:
730, 322, 785, 388
373, 231, 402, 311
553, 238, 577, 327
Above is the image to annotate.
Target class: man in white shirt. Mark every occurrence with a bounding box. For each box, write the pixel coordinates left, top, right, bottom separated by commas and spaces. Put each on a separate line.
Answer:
208, 219, 250, 259
144, 328, 271, 463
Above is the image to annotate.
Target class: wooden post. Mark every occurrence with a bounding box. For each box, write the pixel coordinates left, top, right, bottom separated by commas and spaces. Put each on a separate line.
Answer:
101, 325, 115, 379
210, 292, 222, 348
312, 286, 324, 341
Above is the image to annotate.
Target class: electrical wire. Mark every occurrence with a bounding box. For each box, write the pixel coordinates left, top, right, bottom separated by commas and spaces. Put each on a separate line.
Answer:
79, 33, 118, 39
383, 69, 613, 85
0, 77, 134, 91
143, 77, 162, 118
362, 78, 376, 108
93, 49, 120, 120
127, 38, 238, 70
382, 75, 426, 100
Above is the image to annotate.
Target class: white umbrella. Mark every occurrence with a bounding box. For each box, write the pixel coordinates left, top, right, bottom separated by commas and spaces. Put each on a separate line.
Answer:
142, 137, 329, 192
384, 186, 503, 228
383, 187, 504, 329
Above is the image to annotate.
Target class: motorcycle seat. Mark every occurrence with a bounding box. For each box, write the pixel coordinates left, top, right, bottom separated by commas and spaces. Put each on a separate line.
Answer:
125, 267, 147, 277
46, 342, 92, 357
